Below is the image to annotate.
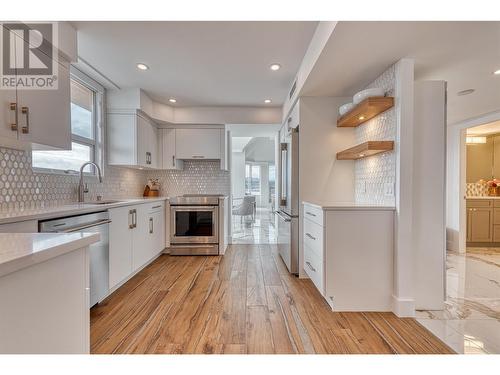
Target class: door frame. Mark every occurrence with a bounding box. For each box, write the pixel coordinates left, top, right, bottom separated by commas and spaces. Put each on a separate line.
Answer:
448, 110, 500, 253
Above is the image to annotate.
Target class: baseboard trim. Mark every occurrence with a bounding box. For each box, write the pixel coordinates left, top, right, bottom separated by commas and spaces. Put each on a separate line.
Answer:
392, 295, 415, 317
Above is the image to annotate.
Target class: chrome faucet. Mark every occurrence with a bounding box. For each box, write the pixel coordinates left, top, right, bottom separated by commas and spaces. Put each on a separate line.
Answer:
78, 162, 103, 202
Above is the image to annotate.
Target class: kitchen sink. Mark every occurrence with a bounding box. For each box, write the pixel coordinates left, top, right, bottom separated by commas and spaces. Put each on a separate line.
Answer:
81, 200, 123, 205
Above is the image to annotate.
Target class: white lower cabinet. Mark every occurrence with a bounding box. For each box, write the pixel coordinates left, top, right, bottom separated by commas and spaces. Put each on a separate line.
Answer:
302, 202, 394, 312
109, 201, 166, 290
109, 205, 134, 289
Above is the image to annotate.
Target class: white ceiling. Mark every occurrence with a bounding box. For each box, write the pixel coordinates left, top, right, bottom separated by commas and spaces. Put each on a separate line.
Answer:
73, 21, 317, 107
302, 21, 500, 125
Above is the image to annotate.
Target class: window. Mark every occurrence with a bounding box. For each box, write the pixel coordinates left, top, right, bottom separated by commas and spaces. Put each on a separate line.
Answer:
245, 163, 261, 195
32, 71, 103, 174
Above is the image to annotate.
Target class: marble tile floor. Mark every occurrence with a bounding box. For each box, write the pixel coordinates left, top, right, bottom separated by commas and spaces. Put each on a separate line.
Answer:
231, 207, 276, 244
417, 248, 500, 354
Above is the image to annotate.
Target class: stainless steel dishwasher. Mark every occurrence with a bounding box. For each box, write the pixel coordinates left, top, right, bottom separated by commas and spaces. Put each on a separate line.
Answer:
39, 211, 111, 307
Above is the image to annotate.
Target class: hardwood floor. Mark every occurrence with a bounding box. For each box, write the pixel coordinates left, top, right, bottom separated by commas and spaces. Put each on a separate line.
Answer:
90, 244, 455, 354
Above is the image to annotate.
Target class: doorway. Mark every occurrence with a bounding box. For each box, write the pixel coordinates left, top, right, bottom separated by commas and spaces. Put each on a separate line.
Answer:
227, 124, 281, 244
417, 117, 500, 354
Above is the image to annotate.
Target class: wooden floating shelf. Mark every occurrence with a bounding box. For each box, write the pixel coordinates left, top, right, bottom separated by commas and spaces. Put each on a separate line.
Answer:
337, 96, 394, 128
337, 141, 394, 160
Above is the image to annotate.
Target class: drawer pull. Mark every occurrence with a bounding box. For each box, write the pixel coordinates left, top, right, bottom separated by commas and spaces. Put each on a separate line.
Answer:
306, 261, 316, 272
306, 211, 316, 217
306, 233, 316, 240
152, 205, 162, 209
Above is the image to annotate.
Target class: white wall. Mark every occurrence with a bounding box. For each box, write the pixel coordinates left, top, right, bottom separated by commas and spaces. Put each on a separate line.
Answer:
231, 152, 246, 199
413, 80, 447, 310
298, 96, 356, 278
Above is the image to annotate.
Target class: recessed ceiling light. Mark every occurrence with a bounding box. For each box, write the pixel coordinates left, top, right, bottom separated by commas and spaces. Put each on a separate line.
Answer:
136, 63, 149, 71
264, 99, 272, 104
457, 89, 475, 96
358, 115, 365, 120
493, 69, 500, 75
169, 98, 177, 103
270, 63, 281, 71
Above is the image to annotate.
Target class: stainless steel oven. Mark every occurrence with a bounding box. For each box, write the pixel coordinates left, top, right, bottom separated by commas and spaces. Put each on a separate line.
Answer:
169, 195, 221, 255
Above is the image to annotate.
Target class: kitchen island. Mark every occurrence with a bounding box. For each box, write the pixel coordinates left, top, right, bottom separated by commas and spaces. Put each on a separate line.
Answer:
0, 232, 99, 354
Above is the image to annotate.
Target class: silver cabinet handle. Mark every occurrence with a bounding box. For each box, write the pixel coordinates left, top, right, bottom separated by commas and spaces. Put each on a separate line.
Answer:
132, 209, 137, 228
21, 106, 29, 134
149, 217, 153, 234
306, 261, 316, 272
306, 233, 316, 240
306, 211, 316, 217
172, 155, 175, 167
152, 205, 162, 209
10, 103, 17, 131
62, 219, 112, 233
192, 155, 205, 159
128, 209, 134, 229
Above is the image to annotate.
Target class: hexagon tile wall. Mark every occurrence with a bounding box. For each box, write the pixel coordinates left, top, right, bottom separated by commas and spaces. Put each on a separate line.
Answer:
0, 147, 230, 212
354, 64, 397, 207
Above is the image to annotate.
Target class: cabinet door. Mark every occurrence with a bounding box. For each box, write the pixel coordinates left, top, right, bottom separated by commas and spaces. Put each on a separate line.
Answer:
469, 208, 493, 242
175, 128, 221, 159
109, 206, 134, 289
132, 204, 152, 270
0, 89, 18, 142
17, 60, 71, 150
148, 210, 165, 258
148, 124, 158, 168
160, 128, 183, 170
136, 115, 149, 168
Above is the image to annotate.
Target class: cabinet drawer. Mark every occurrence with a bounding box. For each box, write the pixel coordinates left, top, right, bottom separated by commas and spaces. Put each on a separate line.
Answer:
145, 201, 165, 213
467, 199, 492, 208
494, 200, 500, 208
303, 218, 324, 259
494, 225, 500, 242
304, 244, 324, 295
303, 204, 324, 226
494, 208, 500, 225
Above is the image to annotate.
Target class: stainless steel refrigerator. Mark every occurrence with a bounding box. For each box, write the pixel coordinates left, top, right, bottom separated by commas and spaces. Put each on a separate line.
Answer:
276, 126, 299, 274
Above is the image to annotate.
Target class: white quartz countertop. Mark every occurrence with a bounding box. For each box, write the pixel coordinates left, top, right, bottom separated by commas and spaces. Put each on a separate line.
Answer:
303, 201, 396, 211
467, 196, 500, 200
0, 232, 100, 277
0, 197, 169, 226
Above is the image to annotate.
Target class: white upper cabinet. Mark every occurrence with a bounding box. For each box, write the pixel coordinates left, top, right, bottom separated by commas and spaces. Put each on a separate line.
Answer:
159, 128, 184, 170
17, 60, 71, 150
108, 111, 159, 169
175, 128, 221, 160
0, 24, 73, 151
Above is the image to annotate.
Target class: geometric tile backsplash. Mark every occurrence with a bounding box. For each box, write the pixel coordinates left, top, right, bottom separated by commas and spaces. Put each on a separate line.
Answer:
354, 64, 397, 206
145, 160, 230, 197
0, 146, 230, 212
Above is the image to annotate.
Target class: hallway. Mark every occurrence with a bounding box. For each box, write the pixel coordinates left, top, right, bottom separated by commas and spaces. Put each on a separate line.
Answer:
231, 207, 276, 244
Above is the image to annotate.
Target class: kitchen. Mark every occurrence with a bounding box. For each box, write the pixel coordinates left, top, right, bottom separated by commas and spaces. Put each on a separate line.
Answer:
1, 15, 500, 369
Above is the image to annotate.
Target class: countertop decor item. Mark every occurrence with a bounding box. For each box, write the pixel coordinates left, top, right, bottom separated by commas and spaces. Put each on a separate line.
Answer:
338, 102, 354, 116
144, 179, 160, 197
353, 87, 385, 104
